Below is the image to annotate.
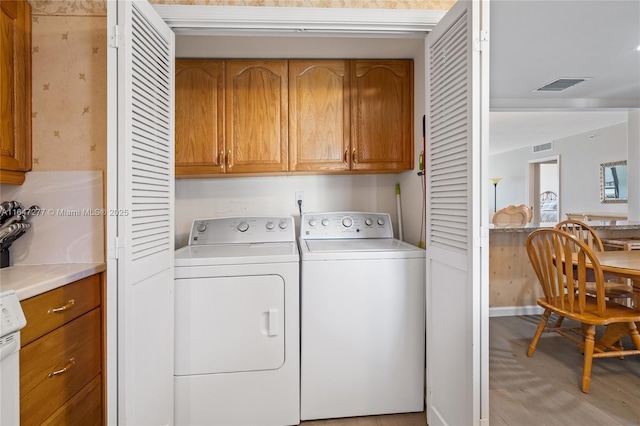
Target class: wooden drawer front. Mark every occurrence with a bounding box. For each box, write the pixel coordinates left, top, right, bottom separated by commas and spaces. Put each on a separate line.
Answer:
20, 308, 102, 426
42, 375, 102, 426
21, 274, 100, 346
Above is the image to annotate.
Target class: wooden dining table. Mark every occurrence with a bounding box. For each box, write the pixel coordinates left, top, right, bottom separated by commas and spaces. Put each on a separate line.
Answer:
591, 250, 640, 347
594, 250, 640, 307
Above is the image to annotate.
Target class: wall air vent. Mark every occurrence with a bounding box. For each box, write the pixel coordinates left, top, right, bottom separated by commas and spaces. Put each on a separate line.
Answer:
534, 77, 591, 92
532, 142, 553, 153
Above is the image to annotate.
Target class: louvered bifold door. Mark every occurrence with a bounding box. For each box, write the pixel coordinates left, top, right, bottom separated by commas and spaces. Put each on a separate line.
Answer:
425, 1, 487, 426
110, 0, 175, 424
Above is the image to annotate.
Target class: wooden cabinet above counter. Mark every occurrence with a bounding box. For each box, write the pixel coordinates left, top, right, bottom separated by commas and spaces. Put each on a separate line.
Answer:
175, 58, 414, 178
0, 0, 32, 185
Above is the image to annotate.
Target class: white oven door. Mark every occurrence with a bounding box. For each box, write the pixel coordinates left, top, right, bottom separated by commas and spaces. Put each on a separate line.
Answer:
0, 332, 20, 426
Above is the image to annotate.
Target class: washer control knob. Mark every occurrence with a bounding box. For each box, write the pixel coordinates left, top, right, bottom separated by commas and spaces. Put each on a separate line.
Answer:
342, 216, 353, 228
377, 217, 385, 226
321, 218, 329, 227
266, 221, 275, 230
197, 223, 207, 232
279, 220, 289, 230
309, 218, 318, 227
364, 218, 373, 226
237, 221, 249, 232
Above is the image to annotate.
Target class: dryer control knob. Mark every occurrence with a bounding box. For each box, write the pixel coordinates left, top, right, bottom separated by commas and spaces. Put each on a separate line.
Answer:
266, 221, 275, 230
309, 219, 318, 227
321, 218, 329, 226
279, 220, 289, 230
237, 221, 250, 232
377, 217, 385, 226
197, 223, 207, 232
342, 216, 353, 228
364, 218, 373, 226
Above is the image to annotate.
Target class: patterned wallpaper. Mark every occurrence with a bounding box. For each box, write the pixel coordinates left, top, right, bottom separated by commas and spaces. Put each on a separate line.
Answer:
29, 0, 455, 16
31, 15, 107, 172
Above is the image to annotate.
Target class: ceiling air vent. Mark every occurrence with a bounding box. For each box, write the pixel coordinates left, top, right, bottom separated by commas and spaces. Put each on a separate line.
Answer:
532, 142, 553, 153
534, 77, 590, 92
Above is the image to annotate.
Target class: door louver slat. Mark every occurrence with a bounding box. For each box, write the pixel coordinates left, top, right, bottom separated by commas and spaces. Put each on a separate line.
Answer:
428, 11, 469, 253
130, 6, 172, 262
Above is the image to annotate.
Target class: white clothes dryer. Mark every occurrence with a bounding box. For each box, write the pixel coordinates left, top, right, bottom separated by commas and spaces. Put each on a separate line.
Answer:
174, 216, 299, 426
299, 212, 425, 421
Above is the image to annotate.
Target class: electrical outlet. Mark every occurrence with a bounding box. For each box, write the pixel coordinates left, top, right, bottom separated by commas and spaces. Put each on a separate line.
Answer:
295, 191, 304, 208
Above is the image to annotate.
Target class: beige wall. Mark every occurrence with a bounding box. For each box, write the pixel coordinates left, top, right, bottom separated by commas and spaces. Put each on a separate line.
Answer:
31, 14, 107, 173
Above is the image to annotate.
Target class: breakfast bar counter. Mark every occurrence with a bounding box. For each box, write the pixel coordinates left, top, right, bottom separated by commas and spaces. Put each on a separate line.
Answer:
489, 221, 640, 314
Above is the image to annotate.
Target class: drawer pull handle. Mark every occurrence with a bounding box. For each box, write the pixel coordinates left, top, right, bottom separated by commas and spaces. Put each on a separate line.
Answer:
48, 357, 75, 378
48, 299, 75, 314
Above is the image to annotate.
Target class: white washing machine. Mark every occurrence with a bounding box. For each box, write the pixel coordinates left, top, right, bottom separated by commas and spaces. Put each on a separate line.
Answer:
174, 216, 299, 426
299, 212, 426, 421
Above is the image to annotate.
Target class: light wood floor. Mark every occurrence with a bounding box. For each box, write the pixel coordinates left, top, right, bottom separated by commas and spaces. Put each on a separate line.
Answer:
300, 315, 640, 426
490, 315, 640, 426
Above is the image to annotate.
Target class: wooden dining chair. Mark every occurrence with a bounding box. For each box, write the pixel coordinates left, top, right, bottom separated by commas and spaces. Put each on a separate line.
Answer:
525, 228, 640, 393
555, 219, 633, 302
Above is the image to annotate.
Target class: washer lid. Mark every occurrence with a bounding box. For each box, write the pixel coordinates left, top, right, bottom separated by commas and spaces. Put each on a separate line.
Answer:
175, 242, 299, 266
300, 238, 425, 260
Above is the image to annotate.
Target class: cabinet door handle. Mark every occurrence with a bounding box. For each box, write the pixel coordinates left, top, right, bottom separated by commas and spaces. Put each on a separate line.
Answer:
343, 149, 348, 163
226, 150, 233, 169
352, 149, 357, 164
48, 299, 75, 314
48, 357, 75, 378
218, 151, 225, 169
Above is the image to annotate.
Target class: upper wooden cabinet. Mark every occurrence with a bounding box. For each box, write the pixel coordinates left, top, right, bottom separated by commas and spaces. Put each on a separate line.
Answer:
225, 60, 288, 174
175, 60, 224, 176
0, 0, 32, 185
289, 60, 350, 172
350, 60, 414, 172
175, 58, 413, 177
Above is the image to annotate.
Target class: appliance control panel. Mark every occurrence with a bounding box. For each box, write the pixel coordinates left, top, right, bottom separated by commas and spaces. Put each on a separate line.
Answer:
0, 290, 27, 338
300, 212, 393, 239
189, 216, 296, 245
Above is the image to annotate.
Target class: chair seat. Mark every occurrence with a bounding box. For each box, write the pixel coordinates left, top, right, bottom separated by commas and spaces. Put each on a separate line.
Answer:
537, 295, 640, 326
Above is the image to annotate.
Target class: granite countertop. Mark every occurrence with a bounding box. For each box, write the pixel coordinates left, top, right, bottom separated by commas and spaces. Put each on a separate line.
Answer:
0, 263, 106, 301
490, 220, 640, 233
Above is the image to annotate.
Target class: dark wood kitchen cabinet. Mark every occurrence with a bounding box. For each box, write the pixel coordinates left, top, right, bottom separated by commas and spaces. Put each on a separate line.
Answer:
0, 0, 32, 185
350, 60, 414, 172
20, 274, 104, 425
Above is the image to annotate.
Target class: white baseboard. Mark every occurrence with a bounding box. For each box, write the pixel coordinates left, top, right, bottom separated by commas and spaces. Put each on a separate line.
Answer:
489, 305, 544, 317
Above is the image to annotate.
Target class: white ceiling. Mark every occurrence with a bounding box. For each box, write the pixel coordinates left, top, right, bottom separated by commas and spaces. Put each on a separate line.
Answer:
489, 0, 640, 155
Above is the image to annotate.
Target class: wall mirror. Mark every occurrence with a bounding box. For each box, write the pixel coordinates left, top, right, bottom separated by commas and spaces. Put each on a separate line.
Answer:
600, 160, 628, 203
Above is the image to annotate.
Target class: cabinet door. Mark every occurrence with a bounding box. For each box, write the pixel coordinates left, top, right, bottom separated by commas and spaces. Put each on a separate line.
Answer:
289, 60, 350, 172
0, 0, 31, 184
225, 60, 288, 174
350, 60, 413, 172
175, 59, 224, 176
